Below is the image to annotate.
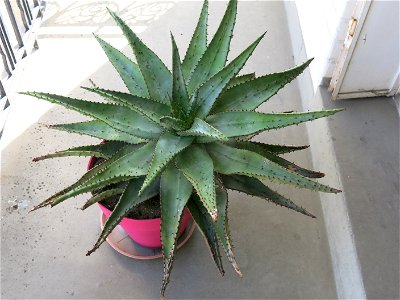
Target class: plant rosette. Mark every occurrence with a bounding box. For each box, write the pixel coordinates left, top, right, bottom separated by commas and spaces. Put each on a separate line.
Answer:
26, 0, 342, 296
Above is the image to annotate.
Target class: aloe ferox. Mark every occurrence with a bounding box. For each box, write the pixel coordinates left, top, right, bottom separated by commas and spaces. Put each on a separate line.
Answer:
25, 0, 342, 296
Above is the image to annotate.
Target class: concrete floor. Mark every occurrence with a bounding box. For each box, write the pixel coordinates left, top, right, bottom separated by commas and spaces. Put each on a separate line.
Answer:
320, 89, 399, 299
2, 0, 397, 299
1, 1, 337, 299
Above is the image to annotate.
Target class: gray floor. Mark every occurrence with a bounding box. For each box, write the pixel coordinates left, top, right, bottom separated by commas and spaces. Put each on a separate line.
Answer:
320, 89, 399, 299
0, 1, 338, 299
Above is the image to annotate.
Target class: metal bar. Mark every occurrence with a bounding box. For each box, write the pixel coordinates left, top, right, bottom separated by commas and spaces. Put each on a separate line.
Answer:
0, 81, 6, 98
0, 18, 17, 63
0, 96, 10, 111
0, 44, 12, 77
4, 0, 24, 48
22, 0, 34, 21
0, 17, 16, 63
0, 19, 16, 70
16, 0, 29, 30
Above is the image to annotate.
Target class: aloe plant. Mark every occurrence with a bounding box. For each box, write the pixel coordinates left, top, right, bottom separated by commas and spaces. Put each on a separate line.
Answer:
25, 0, 342, 296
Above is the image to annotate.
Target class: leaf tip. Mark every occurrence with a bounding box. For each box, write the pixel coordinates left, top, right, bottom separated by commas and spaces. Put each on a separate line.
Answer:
106, 7, 114, 15
28, 207, 36, 213
304, 57, 314, 67
332, 187, 342, 194
86, 244, 99, 256
260, 30, 267, 39
304, 210, 316, 218
29, 204, 44, 213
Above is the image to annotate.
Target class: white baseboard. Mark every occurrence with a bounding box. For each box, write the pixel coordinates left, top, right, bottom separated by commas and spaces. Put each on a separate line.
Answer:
284, 2, 366, 299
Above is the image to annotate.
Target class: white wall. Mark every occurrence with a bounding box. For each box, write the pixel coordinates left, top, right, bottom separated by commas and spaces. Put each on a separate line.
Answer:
284, 3, 367, 298
287, 0, 399, 99
287, 0, 356, 91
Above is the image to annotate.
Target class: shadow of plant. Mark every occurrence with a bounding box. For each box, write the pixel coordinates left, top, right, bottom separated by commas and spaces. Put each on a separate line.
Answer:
42, 1, 175, 28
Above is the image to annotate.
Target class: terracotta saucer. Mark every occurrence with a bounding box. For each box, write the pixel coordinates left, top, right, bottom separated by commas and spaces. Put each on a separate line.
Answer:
100, 212, 196, 260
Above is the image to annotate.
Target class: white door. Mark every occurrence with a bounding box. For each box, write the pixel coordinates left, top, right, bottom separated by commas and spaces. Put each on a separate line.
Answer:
329, 0, 399, 100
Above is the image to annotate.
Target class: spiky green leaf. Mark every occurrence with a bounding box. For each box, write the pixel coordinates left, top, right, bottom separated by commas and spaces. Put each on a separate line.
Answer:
213, 183, 242, 276
87, 177, 159, 256
182, 0, 208, 80
190, 187, 242, 276
140, 133, 194, 193
50, 142, 156, 207
187, 197, 225, 276
206, 109, 343, 138
94, 35, 149, 98
188, 0, 237, 93
160, 165, 193, 296
159, 116, 187, 131
212, 59, 313, 113
81, 187, 125, 210
190, 32, 266, 119
30, 143, 143, 211
226, 73, 255, 90
227, 141, 324, 178
33, 141, 125, 162
108, 9, 172, 104
221, 174, 315, 218
175, 145, 217, 221
171, 34, 191, 120
178, 118, 228, 141
83, 87, 170, 118
245, 142, 310, 155
206, 143, 341, 193
23, 92, 163, 139
49, 120, 145, 144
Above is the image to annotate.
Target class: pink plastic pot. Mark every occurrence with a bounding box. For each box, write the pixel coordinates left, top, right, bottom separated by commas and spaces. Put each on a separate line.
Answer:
98, 203, 191, 248
87, 155, 191, 249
